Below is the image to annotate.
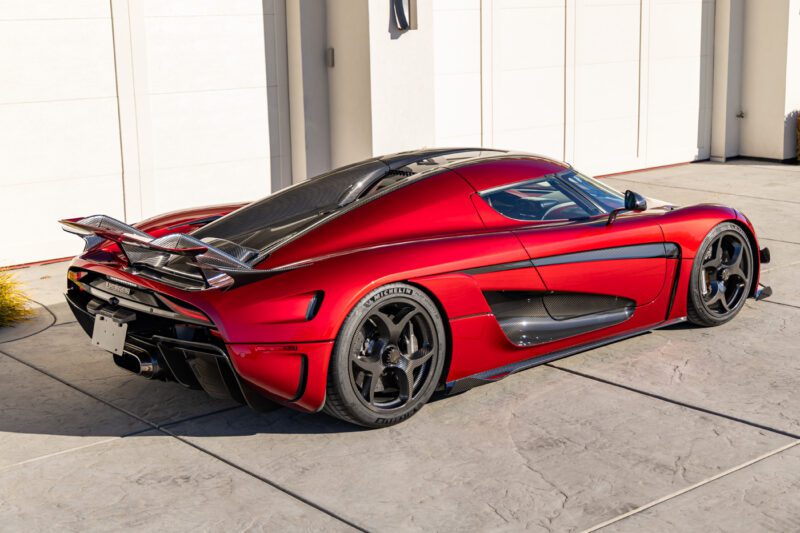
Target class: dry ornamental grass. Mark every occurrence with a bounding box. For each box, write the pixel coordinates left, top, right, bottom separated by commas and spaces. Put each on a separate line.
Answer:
0, 269, 33, 327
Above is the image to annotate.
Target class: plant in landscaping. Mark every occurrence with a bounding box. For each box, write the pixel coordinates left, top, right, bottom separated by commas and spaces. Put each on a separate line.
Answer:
0, 269, 33, 327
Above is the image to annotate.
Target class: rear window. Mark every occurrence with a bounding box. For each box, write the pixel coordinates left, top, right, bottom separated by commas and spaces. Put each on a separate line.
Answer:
193, 150, 498, 252
193, 159, 388, 251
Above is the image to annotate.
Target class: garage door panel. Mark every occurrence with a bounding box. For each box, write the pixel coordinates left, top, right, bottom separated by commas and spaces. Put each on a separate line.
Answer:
579, 0, 642, 5
494, 67, 564, 131
492, 122, 565, 157
481, 0, 714, 176
0, 98, 121, 186
435, 73, 481, 139
142, 0, 265, 17
0, 174, 124, 265
0, 19, 117, 104
149, 88, 270, 170
144, 14, 268, 94
495, 5, 564, 71
575, 62, 639, 123
650, 1, 706, 59
575, 2, 640, 65
492, 125, 564, 160
574, 116, 639, 175
151, 158, 269, 215
494, 0, 565, 9
648, 56, 704, 113
646, 108, 709, 165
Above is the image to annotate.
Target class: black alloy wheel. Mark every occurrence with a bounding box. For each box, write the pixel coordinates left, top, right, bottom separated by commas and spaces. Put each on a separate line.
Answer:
688, 222, 754, 326
348, 299, 436, 409
325, 283, 446, 427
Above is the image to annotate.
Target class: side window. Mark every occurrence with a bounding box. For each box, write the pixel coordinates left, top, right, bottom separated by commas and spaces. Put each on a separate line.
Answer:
481, 177, 596, 222
562, 171, 625, 211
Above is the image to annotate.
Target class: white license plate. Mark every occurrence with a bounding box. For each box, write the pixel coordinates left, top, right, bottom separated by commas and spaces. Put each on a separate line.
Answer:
91, 314, 128, 355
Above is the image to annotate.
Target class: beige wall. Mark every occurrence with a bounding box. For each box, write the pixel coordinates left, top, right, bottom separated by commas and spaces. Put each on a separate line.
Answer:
287, 0, 330, 181
326, 0, 372, 168
740, 0, 792, 159
711, 0, 744, 161
784, 0, 800, 159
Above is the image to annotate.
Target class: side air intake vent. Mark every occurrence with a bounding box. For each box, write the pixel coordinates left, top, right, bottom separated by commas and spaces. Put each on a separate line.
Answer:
485, 291, 634, 346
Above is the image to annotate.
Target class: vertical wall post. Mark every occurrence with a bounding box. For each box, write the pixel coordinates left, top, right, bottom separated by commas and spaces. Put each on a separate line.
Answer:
710, 0, 744, 162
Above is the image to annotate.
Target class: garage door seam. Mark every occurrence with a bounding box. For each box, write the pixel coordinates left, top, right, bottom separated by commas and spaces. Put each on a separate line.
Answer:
0, 347, 368, 533
546, 364, 800, 439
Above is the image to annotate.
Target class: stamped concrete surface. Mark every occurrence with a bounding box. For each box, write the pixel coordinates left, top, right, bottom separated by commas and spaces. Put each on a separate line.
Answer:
0, 160, 798, 531
0, 432, 350, 532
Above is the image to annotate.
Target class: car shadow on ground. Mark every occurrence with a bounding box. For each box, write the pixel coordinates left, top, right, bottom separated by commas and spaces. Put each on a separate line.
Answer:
0, 299, 703, 440
0, 343, 468, 439
0, 357, 386, 437
1, 298, 478, 439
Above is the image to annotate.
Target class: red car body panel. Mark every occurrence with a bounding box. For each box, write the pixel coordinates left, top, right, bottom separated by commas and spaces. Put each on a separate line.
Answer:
135, 203, 247, 236
63, 151, 767, 414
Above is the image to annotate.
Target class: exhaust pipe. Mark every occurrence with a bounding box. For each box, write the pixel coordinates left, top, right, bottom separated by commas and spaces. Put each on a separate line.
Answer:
113, 344, 161, 379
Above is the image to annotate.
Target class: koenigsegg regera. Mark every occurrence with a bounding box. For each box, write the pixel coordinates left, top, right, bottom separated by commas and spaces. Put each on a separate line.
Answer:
61, 149, 772, 427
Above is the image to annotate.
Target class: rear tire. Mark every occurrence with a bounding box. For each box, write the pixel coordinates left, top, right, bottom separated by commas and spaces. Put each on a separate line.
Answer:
324, 283, 446, 428
687, 222, 754, 327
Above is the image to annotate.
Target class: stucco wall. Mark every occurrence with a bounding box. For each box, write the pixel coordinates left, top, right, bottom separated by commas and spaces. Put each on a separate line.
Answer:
784, 0, 800, 159
740, 0, 791, 159
326, 0, 373, 168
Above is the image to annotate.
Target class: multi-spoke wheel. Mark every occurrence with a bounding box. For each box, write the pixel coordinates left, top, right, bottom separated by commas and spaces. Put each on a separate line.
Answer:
687, 222, 754, 326
324, 283, 446, 427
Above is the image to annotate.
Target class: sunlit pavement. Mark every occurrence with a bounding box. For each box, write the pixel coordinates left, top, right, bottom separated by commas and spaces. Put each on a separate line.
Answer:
1, 159, 799, 532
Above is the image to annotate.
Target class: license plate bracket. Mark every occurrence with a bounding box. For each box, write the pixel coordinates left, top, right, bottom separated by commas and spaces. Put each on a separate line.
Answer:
91, 314, 128, 355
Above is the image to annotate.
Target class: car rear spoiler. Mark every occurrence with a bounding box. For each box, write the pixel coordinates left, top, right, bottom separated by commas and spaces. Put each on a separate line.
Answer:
59, 215, 273, 290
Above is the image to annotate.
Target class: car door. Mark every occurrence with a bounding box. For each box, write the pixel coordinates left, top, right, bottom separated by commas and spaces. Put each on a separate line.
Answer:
473, 173, 670, 347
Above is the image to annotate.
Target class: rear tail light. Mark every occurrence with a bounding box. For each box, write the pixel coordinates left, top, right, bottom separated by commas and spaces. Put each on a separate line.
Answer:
67, 270, 88, 290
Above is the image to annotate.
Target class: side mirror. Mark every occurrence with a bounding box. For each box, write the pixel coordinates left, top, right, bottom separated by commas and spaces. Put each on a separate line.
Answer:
624, 190, 647, 211
608, 190, 647, 225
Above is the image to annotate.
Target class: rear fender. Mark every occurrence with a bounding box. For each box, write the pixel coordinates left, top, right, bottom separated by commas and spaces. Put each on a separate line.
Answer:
211, 231, 528, 344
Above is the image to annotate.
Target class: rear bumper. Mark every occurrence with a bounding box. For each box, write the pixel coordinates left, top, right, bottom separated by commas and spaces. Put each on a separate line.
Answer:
227, 342, 333, 412
65, 283, 332, 413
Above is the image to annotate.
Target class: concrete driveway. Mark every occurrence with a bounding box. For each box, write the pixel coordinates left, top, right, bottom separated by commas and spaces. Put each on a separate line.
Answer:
1, 160, 798, 532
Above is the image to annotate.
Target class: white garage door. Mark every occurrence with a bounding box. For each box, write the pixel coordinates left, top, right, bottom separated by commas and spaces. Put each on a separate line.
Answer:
0, 2, 125, 267
480, 0, 714, 177
1, 0, 283, 267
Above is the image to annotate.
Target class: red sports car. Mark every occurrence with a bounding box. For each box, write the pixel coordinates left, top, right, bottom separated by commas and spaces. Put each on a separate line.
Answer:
61, 149, 771, 427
